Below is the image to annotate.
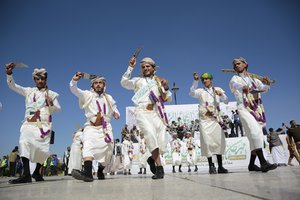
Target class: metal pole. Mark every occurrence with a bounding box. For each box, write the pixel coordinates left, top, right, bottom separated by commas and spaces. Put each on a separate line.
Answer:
171, 82, 179, 105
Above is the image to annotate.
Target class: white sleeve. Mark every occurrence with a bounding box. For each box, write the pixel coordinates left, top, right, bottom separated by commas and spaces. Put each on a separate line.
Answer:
229, 76, 244, 92
189, 80, 200, 98
254, 78, 270, 93
120, 66, 135, 90
69, 79, 85, 101
51, 94, 61, 112
218, 88, 228, 104
6, 75, 27, 96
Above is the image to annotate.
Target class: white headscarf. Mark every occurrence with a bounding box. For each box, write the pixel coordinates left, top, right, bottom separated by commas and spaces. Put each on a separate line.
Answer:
140, 57, 157, 68
232, 57, 248, 67
32, 68, 47, 79
90, 76, 106, 92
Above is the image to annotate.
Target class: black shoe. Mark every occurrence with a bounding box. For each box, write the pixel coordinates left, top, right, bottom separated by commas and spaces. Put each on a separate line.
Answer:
188, 169, 191, 172
209, 166, 217, 174
72, 169, 93, 182
147, 157, 156, 174
138, 168, 142, 174
97, 170, 105, 180
261, 162, 277, 173
194, 166, 198, 172
143, 169, 146, 174
9, 175, 32, 184
32, 173, 44, 182
248, 164, 261, 172
128, 171, 132, 175
218, 167, 228, 174
152, 166, 164, 179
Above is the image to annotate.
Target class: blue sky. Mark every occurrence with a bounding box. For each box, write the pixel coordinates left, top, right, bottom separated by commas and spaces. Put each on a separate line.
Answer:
1, 0, 299, 158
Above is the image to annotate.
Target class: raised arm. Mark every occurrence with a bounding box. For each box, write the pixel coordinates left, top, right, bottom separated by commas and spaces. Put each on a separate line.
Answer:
69, 72, 86, 101
6, 63, 27, 96
120, 57, 137, 90
189, 72, 200, 98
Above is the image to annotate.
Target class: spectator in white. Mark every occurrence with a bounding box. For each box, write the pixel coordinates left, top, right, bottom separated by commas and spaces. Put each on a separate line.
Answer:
6, 64, 61, 184
68, 127, 84, 174
136, 132, 151, 174
122, 134, 134, 175
110, 139, 123, 175
70, 72, 120, 181
170, 133, 182, 173
186, 131, 198, 172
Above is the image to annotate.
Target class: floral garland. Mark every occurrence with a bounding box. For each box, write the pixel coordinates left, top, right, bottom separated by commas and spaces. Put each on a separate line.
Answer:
33, 93, 51, 138
149, 90, 169, 126
96, 100, 112, 143
243, 83, 266, 123
204, 87, 227, 130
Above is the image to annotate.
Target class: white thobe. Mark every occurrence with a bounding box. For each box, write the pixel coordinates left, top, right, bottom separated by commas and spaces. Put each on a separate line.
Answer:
137, 137, 151, 168
122, 140, 134, 170
68, 131, 83, 174
121, 66, 172, 153
189, 80, 228, 157
7, 75, 61, 164
186, 137, 197, 166
171, 138, 182, 166
70, 80, 120, 165
229, 74, 270, 150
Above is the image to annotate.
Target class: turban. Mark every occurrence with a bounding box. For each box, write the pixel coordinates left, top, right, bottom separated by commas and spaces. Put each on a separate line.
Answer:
232, 57, 248, 67
91, 76, 106, 85
90, 76, 106, 91
32, 68, 47, 79
140, 57, 157, 68
201, 72, 213, 80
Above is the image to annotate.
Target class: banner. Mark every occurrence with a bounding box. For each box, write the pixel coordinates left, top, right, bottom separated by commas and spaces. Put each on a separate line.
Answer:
126, 102, 238, 129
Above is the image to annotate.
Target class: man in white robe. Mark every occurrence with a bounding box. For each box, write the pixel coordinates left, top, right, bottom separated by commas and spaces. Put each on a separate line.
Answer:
68, 128, 83, 174
229, 57, 277, 173
170, 133, 182, 173
121, 56, 172, 179
122, 134, 134, 175
186, 131, 198, 172
70, 72, 120, 181
136, 132, 151, 174
189, 72, 228, 174
6, 63, 61, 184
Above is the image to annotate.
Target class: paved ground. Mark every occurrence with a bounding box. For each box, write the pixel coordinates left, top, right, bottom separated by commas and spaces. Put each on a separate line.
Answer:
0, 166, 299, 200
